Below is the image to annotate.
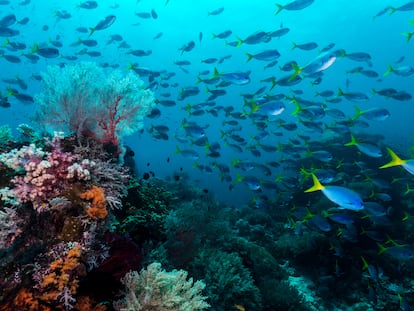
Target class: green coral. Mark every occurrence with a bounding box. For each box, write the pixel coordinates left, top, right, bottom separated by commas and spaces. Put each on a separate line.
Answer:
114, 262, 210, 311
190, 248, 262, 311
0, 125, 12, 148
118, 179, 174, 243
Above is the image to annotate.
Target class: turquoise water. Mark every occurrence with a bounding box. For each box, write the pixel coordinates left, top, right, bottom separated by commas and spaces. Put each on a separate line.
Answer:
1, 1, 414, 310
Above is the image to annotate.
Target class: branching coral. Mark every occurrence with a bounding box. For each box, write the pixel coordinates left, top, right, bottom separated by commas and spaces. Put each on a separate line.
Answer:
114, 262, 210, 311
33, 62, 155, 154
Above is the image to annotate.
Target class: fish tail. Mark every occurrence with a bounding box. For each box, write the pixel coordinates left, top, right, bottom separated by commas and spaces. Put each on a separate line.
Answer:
291, 98, 302, 116
337, 88, 344, 97
251, 100, 259, 113
211, 33, 216, 40
304, 174, 325, 193
274, 4, 284, 15
344, 134, 357, 146
360, 256, 369, 270
402, 32, 414, 43
31, 43, 39, 54
291, 42, 297, 50
174, 145, 182, 155
351, 105, 362, 120
377, 243, 387, 255
389, 7, 397, 15
236, 172, 244, 183
288, 64, 302, 82
212, 67, 220, 78
270, 78, 277, 90
380, 147, 406, 169
383, 64, 394, 76
89, 27, 95, 37
245, 53, 253, 63
2, 38, 9, 47
235, 37, 243, 48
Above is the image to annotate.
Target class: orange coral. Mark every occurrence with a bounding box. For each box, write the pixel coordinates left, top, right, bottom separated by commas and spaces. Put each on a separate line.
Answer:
3, 245, 83, 311
40, 244, 83, 303
80, 186, 108, 219
8, 288, 44, 311
75, 296, 108, 311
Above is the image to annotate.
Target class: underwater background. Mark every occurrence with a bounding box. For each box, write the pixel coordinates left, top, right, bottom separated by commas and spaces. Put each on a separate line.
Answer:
1, 0, 414, 310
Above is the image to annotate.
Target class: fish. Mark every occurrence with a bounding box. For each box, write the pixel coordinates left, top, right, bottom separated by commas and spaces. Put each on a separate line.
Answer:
337, 88, 368, 102
89, 15, 116, 36
174, 146, 199, 159
289, 51, 338, 81
275, 0, 315, 15
0, 14, 16, 27
0, 27, 19, 37
212, 30, 232, 39
212, 68, 251, 85
305, 174, 364, 211
78, 1, 98, 9
31, 44, 59, 58
292, 41, 318, 50
380, 148, 414, 175
151, 9, 158, 19
344, 134, 382, 158
384, 65, 414, 77
178, 41, 195, 55
236, 31, 269, 47
135, 12, 152, 19
236, 173, 261, 191
268, 27, 290, 38
153, 32, 163, 40
245, 49, 280, 62
249, 101, 285, 116
2, 54, 21, 63
390, 1, 414, 14
208, 7, 224, 16
352, 106, 390, 121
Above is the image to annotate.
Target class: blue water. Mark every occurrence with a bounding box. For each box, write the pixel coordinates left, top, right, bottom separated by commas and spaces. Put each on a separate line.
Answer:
0, 0, 413, 206
0, 0, 413, 204
3, 1, 414, 310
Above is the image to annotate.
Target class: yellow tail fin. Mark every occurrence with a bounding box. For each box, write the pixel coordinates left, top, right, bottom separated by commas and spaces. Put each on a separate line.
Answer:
380, 148, 406, 169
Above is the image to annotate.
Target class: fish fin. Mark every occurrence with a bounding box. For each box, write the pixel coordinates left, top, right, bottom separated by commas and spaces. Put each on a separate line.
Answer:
388, 7, 397, 15
235, 36, 243, 48
361, 256, 369, 270
291, 42, 297, 50
31, 43, 39, 54
380, 147, 406, 169
291, 98, 302, 116
236, 172, 243, 183
174, 145, 181, 155
211, 33, 216, 40
288, 63, 302, 82
270, 78, 277, 90
377, 243, 387, 255
402, 32, 414, 43
89, 27, 95, 37
344, 134, 357, 146
337, 88, 344, 97
304, 174, 325, 193
351, 105, 363, 120
274, 4, 284, 15
212, 67, 220, 78
383, 64, 394, 76
245, 53, 253, 63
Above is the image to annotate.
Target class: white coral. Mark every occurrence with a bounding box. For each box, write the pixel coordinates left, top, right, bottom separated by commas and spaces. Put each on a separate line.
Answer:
115, 262, 210, 311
